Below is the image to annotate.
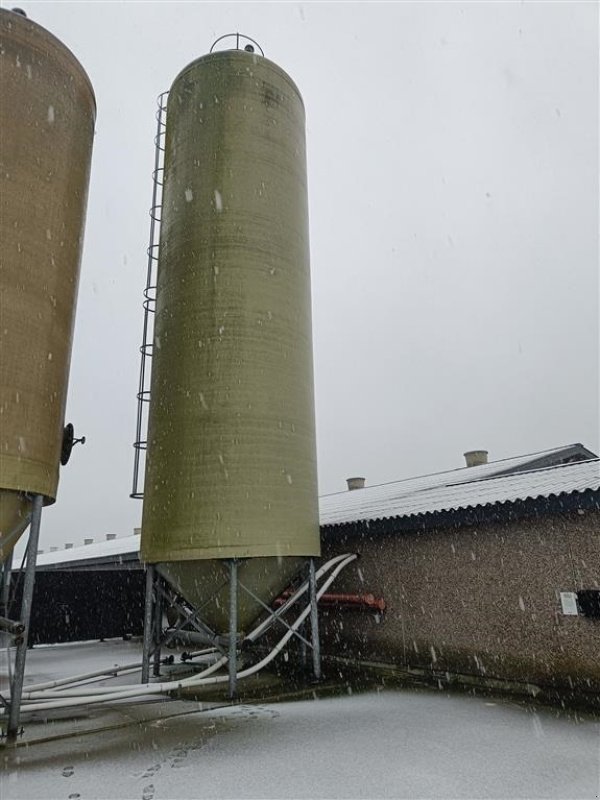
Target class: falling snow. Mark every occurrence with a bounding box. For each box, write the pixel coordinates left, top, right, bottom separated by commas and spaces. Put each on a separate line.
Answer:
1, 657, 597, 800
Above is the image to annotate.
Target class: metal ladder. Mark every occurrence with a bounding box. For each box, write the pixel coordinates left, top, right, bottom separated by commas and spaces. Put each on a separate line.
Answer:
131, 91, 168, 500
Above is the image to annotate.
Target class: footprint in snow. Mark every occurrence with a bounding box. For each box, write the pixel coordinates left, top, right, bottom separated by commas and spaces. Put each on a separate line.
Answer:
142, 784, 155, 800
68, 794, 81, 799
62, 766, 74, 778
167, 745, 189, 769
244, 705, 280, 720
139, 763, 161, 779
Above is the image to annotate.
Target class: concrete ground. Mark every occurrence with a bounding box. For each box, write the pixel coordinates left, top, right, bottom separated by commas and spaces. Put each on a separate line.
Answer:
1, 639, 599, 799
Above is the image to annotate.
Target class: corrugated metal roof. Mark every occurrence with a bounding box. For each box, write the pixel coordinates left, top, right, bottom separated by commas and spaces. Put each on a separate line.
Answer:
33, 447, 599, 568
319, 459, 600, 527
323, 444, 593, 506
36, 533, 140, 568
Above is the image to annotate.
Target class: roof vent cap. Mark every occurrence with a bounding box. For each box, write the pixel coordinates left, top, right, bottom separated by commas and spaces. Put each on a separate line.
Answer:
346, 476, 366, 491
464, 450, 488, 467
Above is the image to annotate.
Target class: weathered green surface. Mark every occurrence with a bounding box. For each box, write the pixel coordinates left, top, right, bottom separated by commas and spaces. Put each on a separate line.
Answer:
141, 51, 320, 567
157, 555, 305, 633
0, 10, 95, 557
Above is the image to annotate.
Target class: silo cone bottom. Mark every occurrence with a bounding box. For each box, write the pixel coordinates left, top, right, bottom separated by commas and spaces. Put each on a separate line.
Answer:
157, 556, 306, 634
0, 490, 32, 562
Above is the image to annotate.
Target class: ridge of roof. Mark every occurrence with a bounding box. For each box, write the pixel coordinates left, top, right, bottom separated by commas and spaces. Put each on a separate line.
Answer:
319, 443, 593, 499
449, 455, 599, 487
319, 458, 600, 528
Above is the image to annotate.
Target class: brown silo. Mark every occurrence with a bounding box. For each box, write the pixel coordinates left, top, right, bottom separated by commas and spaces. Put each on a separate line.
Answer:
0, 9, 95, 559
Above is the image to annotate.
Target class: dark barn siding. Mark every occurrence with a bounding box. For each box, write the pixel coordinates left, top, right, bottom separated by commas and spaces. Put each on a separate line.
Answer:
10, 569, 145, 644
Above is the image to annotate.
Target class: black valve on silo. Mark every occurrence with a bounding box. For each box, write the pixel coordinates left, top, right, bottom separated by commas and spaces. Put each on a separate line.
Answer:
60, 422, 86, 466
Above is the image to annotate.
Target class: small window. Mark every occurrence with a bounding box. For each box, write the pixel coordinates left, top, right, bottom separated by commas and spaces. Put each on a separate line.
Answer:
576, 590, 600, 619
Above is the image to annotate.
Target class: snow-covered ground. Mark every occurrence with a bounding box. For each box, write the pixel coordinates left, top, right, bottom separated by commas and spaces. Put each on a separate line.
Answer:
1, 641, 599, 799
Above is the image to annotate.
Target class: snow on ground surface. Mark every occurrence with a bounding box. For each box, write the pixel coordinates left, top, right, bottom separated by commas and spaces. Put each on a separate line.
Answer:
1, 641, 599, 799
0, 639, 150, 693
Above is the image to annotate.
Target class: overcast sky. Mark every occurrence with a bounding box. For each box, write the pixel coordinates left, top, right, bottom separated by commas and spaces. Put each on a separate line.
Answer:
7, 1, 598, 552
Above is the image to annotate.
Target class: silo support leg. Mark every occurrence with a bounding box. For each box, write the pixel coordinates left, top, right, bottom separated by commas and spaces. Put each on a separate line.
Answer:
309, 558, 321, 681
299, 620, 308, 668
152, 575, 163, 677
6, 494, 43, 745
141, 564, 155, 684
0, 550, 13, 619
228, 559, 238, 700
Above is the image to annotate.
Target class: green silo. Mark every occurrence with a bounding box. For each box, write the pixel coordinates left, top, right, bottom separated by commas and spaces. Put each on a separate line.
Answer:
140, 49, 320, 630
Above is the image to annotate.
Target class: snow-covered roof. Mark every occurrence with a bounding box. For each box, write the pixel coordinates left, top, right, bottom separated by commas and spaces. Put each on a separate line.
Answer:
324, 443, 595, 507
319, 458, 600, 527
36, 532, 140, 568
35, 446, 599, 568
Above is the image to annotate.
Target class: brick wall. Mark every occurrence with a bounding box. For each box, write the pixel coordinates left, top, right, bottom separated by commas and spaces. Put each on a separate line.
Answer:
319, 509, 600, 693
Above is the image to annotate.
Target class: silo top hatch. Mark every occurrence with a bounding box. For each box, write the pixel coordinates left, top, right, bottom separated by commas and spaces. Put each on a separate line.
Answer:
0, 7, 96, 118
170, 47, 306, 115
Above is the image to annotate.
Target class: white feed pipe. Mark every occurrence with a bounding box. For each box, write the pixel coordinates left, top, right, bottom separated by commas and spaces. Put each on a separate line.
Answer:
246, 552, 351, 642
235, 553, 357, 679
21, 554, 350, 701
14, 654, 230, 713
15, 554, 356, 714
7, 554, 357, 714
22, 663, 144, 695
22, 655, 223, 698
23, 647, 221, 697
23, 660, 148, 693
